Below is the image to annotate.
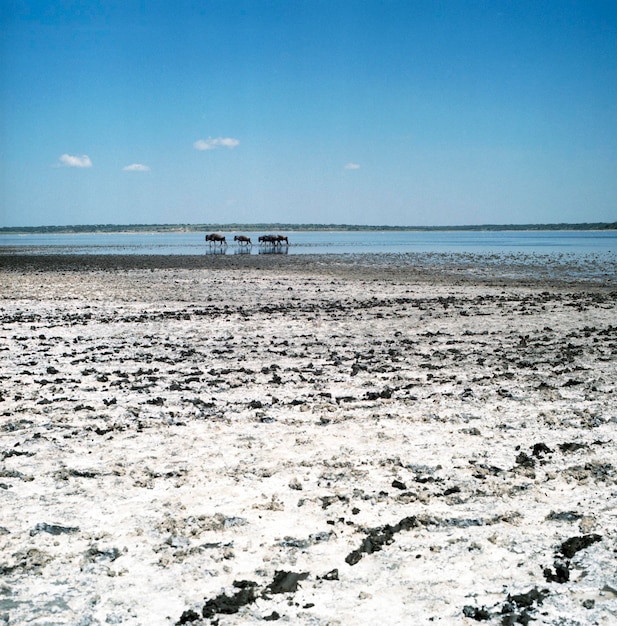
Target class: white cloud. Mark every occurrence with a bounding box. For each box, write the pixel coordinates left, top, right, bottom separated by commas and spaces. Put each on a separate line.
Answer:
194, 137, 240, 151
123, 163, 150, 172
58, 154, 92, 168
344, 162, 361, 170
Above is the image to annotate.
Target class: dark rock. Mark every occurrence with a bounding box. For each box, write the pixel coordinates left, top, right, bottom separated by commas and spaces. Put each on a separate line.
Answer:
462, 605, 491, 621
365, 387, 393, 401
351, 363, 367, 376
84, 546, 121, 562
507, 587, 548, 608
264, 611, 281, 621
69, 468, 99, 478
202, 586, 257, 619
336, 395, 356, 404
322, 569, 339, 581
444, 517, 484, 528
267, 570, 309, 594
501, 610, 534, 626
545, 511, 582, 522
233, 580, 258, 589
515, 452, 535, 468
559, 534, 602, 558
559, 442, 587, 453
532, 443, 553, 457
543, 561, 570, 583
345, 516, 418, 565
392, 479, 407, 490
176, 609, 200, 624
30, 523, 80, 537
461, 427, 481, 436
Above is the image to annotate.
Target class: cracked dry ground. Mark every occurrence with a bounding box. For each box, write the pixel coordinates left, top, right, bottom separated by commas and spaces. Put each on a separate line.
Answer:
0, 265, 616, 625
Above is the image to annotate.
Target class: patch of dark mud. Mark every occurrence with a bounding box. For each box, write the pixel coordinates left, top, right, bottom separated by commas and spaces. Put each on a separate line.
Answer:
29, 523, 79, 536
177, 571, 310, 624
266, 571, 309, 594
201, 582, 258, 620
559, 534, 602, 558
463, 587, 549, 624
345, 516, 419, 565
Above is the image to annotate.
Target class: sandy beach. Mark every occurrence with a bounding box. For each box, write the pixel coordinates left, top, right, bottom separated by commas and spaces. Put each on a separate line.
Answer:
1, 253, 616, 625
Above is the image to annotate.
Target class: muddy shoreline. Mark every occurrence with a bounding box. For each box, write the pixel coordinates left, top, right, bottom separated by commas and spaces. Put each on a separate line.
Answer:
1, 255, 616, 624
2, 251, 616, 289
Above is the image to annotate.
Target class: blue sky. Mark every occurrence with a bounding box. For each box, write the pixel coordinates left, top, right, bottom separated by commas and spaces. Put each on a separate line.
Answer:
1, 0, 616, 227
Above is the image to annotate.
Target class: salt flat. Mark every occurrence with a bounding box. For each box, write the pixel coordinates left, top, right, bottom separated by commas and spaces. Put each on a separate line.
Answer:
1, 254, 616, 625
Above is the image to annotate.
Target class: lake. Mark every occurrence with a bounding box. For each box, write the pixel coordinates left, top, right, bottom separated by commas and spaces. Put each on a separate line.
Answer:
1, 229, 616, 256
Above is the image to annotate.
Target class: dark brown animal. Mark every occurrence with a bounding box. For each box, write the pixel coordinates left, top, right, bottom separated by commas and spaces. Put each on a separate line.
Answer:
206, 233, 227, 245
234, 235, 252, 246
259, 234, 289, 246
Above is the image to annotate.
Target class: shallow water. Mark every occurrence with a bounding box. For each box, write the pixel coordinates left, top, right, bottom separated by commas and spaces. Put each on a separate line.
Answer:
1, 229, 616, 256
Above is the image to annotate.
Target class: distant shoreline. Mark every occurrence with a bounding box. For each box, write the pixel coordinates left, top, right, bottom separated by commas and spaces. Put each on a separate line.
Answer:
1, 221, 616, 235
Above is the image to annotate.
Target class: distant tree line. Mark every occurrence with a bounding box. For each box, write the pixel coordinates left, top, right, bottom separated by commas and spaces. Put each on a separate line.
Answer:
1, 222, 616, 234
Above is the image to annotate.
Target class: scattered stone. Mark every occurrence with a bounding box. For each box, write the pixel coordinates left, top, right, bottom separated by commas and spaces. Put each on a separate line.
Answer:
84, 545, 122, 563
559, 442, 587, 454
462, 605, 491, 621
345, 516, 418, 566
267, 571, 309, 594
532, 442, 553, 457
175, 609, 200, 624
29, 523, 79, 537
201, 584, 257, 619
515, 452, 535, 468
289, 477, 303, 490
543, 561, 570, 583
322, 569, 339, 581
559, 534, 602, 558
546, 511, 582, 522
507, 587, 549, 609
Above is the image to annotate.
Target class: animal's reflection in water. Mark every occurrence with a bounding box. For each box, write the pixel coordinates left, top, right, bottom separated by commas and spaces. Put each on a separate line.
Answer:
258, 246, 289, 255
204, 247, 227, 255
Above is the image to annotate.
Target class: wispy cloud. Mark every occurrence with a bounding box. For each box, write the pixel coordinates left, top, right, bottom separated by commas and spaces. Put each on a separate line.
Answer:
58, 154, 92, 168
194, 137, 240, 151
123, 163, 150, 172
344, 162, 361, 170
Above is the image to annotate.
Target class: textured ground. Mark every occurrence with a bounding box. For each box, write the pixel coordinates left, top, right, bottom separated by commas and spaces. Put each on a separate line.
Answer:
1, 253, 616, 625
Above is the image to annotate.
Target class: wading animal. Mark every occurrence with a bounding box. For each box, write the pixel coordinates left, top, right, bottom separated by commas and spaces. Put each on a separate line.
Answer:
205, 233, 227, 245
259, 234, 289, 246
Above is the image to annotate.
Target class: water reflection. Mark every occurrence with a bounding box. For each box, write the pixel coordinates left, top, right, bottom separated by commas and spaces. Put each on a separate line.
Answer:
2, 230, 614, 257
258, 246, 289, 255
204, 247, 227, 255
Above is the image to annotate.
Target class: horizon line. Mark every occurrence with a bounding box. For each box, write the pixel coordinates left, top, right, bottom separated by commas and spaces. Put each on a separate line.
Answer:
1, 220, 616, 234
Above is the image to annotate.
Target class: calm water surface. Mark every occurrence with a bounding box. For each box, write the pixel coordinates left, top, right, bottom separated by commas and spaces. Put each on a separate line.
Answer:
1, 230, 616, 256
